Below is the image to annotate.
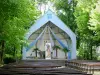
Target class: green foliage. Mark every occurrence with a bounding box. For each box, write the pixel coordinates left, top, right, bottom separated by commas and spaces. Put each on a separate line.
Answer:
0, 0, 38, 46
54, 0, 77, 32
97, 56, 100, 60
3, 57, 16, 64
62, 48, 69, 53
74, 0, 99, 60
36, 0, 48, 4
33, 48, 40, 52
62, 48, 69, 58
89, 0, 100, 41
53, 45, 61, 50
0, 0, 39, 63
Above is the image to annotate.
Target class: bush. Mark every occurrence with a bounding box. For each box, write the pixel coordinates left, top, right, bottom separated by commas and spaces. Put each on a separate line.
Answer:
3, 57, 16, 64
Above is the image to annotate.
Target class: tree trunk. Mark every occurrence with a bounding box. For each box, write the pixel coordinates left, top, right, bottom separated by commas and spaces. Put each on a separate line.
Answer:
0, 42, 1, 63
0, 40, 5, 64
15, 48, 18, 63
21, 44, 23, 55
86, 51, 89, 60
56, 49, 57, 58
36, 51, 37, 57
65, 53, 67, 59
83, 51, 85, 60
13, 46, 16, 57
90, 45, 92, 60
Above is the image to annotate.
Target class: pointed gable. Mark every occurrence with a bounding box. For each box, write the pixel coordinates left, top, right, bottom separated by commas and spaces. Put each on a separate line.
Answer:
26, 10, 76, 40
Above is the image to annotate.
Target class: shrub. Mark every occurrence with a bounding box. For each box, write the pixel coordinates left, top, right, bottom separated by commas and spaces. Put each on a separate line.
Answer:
3, 57, 16, 64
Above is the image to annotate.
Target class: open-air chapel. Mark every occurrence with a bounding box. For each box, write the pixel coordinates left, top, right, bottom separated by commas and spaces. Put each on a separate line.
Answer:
1, 0, 100, 74
22, 10, 76, 60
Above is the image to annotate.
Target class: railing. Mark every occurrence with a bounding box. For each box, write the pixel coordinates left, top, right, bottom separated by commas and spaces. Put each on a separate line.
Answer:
65, 60, 100, 74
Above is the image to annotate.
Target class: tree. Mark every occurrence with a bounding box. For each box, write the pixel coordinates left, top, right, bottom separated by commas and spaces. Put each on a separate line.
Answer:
74, 0, 98, 60
53, 0, 77, 32
0, 0, 39, 64
62, 48, 69, 59
33, 48, 40, 57
89, 0, 100, 43
53, 45, 61, 58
